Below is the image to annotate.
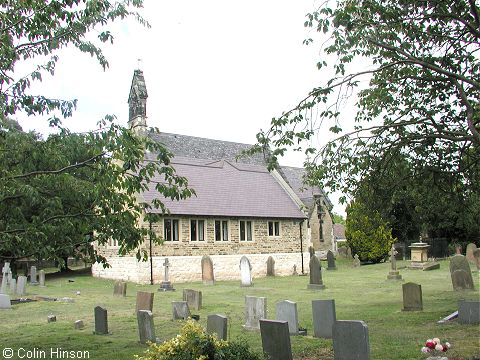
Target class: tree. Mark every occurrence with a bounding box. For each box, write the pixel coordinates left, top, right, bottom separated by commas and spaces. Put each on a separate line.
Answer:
0, 1, 194, 268
249, 0, 479, 203
332, 212, 345, 225
345, 199, 395, 263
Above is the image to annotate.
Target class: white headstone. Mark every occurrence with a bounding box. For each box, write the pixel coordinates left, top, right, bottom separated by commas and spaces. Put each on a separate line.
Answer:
16, 276, 27, 296
0, 294, 11, 309
9, 278, 16, 294
39, 270, 45, 287
239, 256, 253, 287
244, 295, 266, 330
276, 300, 299, 335
0, 262, 10, 294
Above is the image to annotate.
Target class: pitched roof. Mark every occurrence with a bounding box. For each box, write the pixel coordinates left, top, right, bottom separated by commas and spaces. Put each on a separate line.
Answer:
333, 223, 346, 240
142, 156, 306, 219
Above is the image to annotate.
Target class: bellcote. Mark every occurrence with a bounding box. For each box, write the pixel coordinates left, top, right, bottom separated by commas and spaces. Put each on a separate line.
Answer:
128, 69, 148, 131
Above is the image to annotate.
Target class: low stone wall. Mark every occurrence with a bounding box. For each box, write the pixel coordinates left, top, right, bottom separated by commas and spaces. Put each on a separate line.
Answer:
92, 252, 311, 284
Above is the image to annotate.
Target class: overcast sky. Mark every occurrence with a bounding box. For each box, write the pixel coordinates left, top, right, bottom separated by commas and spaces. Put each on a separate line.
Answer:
15, 0, 354, 216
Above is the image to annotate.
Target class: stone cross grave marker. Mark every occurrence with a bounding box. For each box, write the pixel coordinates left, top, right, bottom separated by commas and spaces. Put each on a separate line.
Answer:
276, 300, 299, 335
113, 281, 127, 297
183, 289, 202, 311
30, 266, 38, 285
449, 255, 475, 291
353, 254, 361, 267
201, 255, 215, 285
327, 250, 337, 270
158, 257, 174, 291
94, 306, 108, 335
39, 270, 45, 287
172, 301, 190, 320
244, 295, 267, 330
458, 300, 480, 325
308, 255, 325, 290
292, 264, 298, 276
135, 291, 154, 313
0, 294, 11, 309
137, 310, 156, 344
332, 320, 370, 360
387, 244, 403, 280
466, 243, 477, 263
402, 282, 423, 311
312, 299, 336, 339
259, 319, 293, 360
266, 256, 275, 276
16, 276, 27, 296
207, 314, 228, 340
1, 262, 10, 294
239, 255, 253, 287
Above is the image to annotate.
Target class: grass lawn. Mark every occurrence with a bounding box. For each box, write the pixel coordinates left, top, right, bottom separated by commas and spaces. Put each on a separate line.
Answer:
1, 258, 479, 360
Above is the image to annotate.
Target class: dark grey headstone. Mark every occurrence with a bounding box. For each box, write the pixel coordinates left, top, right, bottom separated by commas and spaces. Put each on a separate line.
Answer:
308, 255, 325, 290
402, 282, 423, 311
113, 281, 127, 297
74, 320, 85, 330
207, 314, 228, 340
94, 306, 108, 335
137, 310, 156, 344
183, 289, 202, 311
451, 269, 475, 291
47, 315, 56, 323
276, 300, 299, 335
172, 301, 190, 320
333, 320, 370, 360
136, 291, 154, 312
312, 299, 336, 338
260, 319, 293, 360
201, 255, 215, 285
266, 256, 275, 276
458, 300, 480, 324
327, 250, 337, 270
244, 296, 267, 330
30, 266, 38, 285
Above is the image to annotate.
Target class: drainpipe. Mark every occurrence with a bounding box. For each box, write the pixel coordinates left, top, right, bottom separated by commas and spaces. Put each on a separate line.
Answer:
149, 221, 153, 285
299, 220, 305, 274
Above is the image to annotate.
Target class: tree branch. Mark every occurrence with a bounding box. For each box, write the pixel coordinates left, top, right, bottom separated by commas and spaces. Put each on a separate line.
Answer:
452, 78, 480, 145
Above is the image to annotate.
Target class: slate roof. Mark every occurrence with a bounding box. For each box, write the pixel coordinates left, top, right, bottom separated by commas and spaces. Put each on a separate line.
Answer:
142, 156, 306, 219
333, 223, 346, 240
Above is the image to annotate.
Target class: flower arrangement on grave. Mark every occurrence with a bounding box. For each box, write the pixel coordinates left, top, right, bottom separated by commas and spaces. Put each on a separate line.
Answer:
135, 320, 260, 360
421, 337, 451, 358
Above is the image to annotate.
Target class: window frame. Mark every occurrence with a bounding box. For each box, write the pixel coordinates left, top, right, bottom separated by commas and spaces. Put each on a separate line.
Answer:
239, 220, 253, 242
164, 218, 180, 242
214, 220, 229, 241
190, 219, 206, 242
268, 221, 281, 237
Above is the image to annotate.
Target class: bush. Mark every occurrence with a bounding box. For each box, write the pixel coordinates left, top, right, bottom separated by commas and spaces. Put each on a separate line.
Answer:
346, 200, 395, 263
135, 320, 260, 360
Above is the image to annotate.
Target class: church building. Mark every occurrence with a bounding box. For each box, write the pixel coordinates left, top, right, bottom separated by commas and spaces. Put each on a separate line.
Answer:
91, 70, 334, 284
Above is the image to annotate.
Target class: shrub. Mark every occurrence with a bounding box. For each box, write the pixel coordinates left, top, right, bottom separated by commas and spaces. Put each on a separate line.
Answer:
346, 200, 395, 263
135, 320, 260, 360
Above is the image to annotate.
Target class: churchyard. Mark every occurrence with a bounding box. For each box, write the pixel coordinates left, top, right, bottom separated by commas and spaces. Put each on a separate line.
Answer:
0, 257, 479, 360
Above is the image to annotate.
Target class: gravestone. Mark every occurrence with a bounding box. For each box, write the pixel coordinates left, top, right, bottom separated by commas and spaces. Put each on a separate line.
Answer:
308, 246, 315, 258
136, 291, 154, 312
353, 254, 361, 267
259, 319, 293, 360
30, 266, 38, 285
0, 262, 10, 294
172, 301, 190, 320
7, 268, 12, 285
74, 320, 85, 330
308, 255, 325, 290
387, 244, 402, 280
158, 257, 175, 291
137, 310, 156, 344
9, 278, 16, 294
466, 243, 477, 263
473, 248, 480, 270
16, 276, 27, 296
402, 282, 423, 311
94, 306, 108, 335
239, 255, 253, 287
207, 314, 228, 340
292, 264, 298, 276
183, 289, 202, 311
266, 256, 275, 276
47, 315, 56, 323
39, 270, 45, 287
244, 296, 267, 330
276, 300, 299, 335
113, 281, 127, 297
458, 300, 480, 325
327, 250, 337, 270
201, 255, 215, 285
0, 294, 11, 309
332, 320, 370, 360
449, 255, 474, 290
312, 299, 336, 339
